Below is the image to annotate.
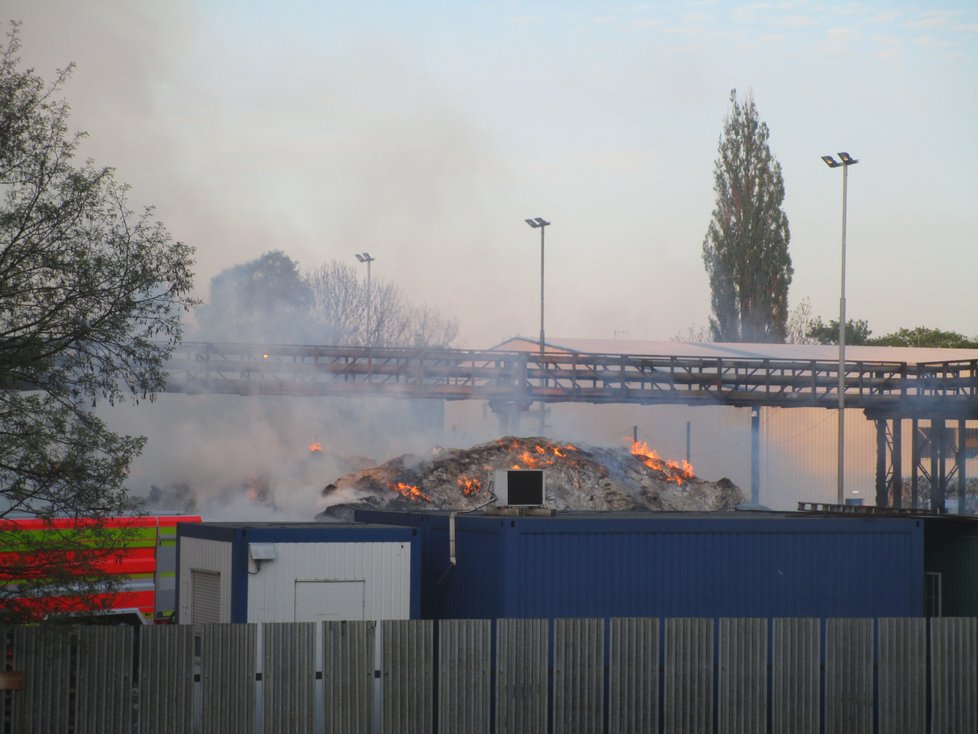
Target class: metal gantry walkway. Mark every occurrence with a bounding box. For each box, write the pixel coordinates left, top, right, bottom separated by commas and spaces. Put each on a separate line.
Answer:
165, 342, 978, 510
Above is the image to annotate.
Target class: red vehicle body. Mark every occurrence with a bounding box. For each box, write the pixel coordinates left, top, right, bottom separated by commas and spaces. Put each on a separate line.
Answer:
0, 514, 202, 624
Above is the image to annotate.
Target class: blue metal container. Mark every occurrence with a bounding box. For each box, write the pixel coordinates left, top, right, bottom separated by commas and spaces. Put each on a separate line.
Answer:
354, 510, 925, 619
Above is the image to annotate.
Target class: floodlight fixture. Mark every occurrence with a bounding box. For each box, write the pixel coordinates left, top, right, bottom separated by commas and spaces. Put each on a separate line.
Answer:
354, 252, 375, 346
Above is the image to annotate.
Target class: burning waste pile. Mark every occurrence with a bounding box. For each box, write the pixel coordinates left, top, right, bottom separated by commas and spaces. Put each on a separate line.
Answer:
319, 436, 744, 519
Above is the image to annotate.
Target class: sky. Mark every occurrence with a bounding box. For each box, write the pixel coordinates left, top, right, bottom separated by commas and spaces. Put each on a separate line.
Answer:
7, 0, 978, 348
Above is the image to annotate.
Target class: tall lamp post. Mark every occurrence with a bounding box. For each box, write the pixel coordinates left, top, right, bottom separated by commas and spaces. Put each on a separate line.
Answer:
355, 252, 375, 346
525, 217, 550, 436
821, 152, 858, 505
524, 218, 550, 359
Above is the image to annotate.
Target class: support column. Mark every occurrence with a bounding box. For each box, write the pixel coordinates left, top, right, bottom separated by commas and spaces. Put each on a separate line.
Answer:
490, 401, 522, 436
750, 408, 760, 505
875, 419, 887, 507
911, 419, 920, 509
931, 419, 946, 512
958, 418, 967, 512
891, 419, 903, 509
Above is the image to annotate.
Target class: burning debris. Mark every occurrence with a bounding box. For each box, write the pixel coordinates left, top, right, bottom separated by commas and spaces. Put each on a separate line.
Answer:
320, 436, 744, 519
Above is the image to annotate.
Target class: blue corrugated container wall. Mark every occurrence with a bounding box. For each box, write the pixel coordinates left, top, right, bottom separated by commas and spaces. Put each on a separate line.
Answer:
354, 510, 926, 619
177, 522, 422, 622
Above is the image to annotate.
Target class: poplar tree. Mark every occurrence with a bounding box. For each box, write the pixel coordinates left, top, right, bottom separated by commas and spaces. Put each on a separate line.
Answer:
702, 90, 792, 342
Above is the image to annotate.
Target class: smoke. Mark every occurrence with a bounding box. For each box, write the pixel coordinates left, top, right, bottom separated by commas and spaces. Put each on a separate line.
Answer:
98, 392, 450, 521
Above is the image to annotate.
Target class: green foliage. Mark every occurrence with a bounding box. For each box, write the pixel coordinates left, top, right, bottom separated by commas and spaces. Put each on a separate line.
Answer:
702, 90, 792, 343
805, 318, 977, 349
195, 250, 313, 343
870, 326, 978, 349
0, 24, 196, 620
805, 317, 874, 346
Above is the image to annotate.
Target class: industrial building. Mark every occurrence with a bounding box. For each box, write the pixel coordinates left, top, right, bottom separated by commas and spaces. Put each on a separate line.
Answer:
176, 522, 421, 623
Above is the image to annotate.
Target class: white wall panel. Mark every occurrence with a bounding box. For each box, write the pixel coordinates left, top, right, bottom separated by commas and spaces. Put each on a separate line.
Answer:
246, 542, 412, 623
178, 537, 233, 623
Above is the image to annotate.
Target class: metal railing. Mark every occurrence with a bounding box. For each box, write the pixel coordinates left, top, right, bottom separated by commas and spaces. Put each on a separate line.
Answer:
1, 616, 975, 733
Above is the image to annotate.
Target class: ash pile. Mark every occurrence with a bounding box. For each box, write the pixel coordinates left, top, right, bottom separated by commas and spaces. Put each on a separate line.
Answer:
320, 436, 744, 519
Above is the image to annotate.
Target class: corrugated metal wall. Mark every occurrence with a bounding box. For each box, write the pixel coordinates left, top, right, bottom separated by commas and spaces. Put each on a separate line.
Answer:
2, 617, 977, 733
476, 515, 924, 618
372, 511, 930, 621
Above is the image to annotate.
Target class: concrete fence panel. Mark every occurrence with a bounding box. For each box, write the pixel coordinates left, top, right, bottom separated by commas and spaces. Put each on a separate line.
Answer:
262, 621, 316, 734
496, 618, 548, 734
200, 623, 257, 734
719, 617, 766, 734
772, 617, 819, 734
437, 619, 491, 734
138, 624, 195, 734
878, 616, 927, 733
664, 617, 713, 734
75, 625, 133, 734
826, 618, 874, 734
609, 617, 659, 734
381, 618, 433, 734
931, 617, 977, 734
9, 626, 73, 734
554, 618, 604, 734
323, 620, 376, 734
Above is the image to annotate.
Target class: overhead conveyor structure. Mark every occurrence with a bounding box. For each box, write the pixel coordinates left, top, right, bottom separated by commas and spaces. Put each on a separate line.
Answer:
164, 342, 977, 512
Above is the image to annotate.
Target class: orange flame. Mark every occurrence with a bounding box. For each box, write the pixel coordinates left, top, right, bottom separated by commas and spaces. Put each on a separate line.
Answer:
506, 441, 579, 470
456, 475, 482, 496
631, 440, 695, 485
390, 482, 431, 502
308, 441, 323, 453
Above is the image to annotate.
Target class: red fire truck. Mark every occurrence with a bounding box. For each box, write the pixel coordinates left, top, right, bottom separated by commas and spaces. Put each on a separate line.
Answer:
0, 514, 202, 624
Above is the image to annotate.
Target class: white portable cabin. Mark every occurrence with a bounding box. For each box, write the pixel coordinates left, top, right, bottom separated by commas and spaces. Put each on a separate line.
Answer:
176, 522, 421, 624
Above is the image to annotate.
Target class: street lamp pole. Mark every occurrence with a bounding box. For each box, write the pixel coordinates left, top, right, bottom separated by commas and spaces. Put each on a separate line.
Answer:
524, 218, 550, 359
525, 217, 550, 436
355, 252, 375, 347
821, 152, 858, 505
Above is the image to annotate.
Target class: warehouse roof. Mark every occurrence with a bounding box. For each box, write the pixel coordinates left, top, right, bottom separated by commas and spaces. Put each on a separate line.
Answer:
493, 336, 978, 366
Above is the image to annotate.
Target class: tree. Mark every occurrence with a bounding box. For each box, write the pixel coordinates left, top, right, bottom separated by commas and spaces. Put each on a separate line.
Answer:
806, 317, 873, 346
870, 326, 978, 349
194, 250, 314, 343
0, 24, 196, 621
784, 297, 817, 345
702, 90, 792, 343
307, 260, 459, 348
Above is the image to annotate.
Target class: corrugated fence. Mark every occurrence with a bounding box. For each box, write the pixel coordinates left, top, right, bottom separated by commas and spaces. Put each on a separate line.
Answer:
1, 617, 976, 734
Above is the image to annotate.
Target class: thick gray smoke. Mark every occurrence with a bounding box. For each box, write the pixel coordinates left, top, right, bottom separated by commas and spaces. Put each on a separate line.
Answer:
99, 393, 453, 521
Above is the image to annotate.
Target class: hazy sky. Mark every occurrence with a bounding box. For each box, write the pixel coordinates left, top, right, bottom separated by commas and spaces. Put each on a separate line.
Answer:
8, 1, 978, 348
